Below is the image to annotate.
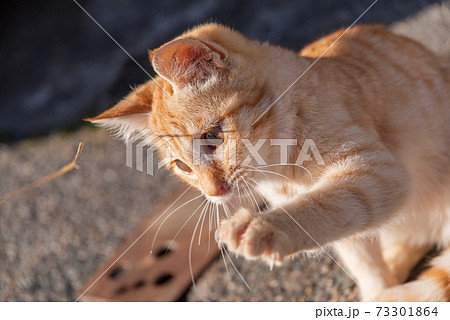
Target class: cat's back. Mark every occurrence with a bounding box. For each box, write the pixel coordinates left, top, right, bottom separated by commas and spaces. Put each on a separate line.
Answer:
301, 24, 449, 87
301, 24, 449, 130
301, 25, 435, 61
301, 25, 450, 188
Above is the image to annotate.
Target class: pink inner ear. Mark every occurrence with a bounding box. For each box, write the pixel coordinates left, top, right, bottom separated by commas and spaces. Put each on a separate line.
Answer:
175, 43, 204, 67
151, 39, 224, 85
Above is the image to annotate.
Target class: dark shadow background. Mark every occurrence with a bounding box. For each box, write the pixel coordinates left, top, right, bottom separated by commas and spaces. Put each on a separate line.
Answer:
0, 0, 441, 141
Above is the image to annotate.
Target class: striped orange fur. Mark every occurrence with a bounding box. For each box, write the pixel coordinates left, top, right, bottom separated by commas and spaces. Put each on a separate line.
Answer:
88, 23, 450, 301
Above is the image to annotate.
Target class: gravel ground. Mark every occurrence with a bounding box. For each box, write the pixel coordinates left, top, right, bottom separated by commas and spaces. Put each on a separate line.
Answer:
187, 253, 358, 302
0, 128, 179, 301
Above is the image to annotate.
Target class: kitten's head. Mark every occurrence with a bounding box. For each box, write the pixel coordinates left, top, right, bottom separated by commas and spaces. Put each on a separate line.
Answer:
87, 24, 295, 203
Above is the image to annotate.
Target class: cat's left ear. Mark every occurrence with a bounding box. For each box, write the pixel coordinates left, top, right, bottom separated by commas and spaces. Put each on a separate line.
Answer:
149, 38, 228, 87
84, 81, 154, 141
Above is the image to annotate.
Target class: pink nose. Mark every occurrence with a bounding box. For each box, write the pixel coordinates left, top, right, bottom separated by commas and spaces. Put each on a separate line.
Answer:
201, 180, 228, 197
209, 183, 227, 197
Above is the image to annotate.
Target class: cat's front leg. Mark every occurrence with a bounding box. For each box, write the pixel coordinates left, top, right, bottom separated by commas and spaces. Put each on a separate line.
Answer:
219, 150, 410, 270
219, 211, 397, 300
218, 208, 296, 265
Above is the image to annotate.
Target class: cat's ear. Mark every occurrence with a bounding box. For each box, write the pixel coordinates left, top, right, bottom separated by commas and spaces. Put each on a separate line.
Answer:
85, 81, 154, 141
149, 38, 228, 87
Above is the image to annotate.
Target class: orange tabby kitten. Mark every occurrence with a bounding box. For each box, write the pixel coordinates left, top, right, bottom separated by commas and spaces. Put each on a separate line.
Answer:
87, 23, 450, 301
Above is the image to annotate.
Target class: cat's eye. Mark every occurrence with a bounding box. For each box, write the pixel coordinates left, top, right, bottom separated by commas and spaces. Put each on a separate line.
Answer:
174, 159, 192, 174
201, 125, 224, 151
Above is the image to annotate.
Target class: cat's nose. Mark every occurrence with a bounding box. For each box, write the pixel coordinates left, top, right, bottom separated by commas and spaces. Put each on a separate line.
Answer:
201, 179, 228, 197
209, 183, 227, 197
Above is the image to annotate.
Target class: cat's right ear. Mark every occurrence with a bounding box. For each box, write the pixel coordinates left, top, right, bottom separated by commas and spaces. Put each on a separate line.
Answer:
149, 38, 228, 88
84, 81, 154, 141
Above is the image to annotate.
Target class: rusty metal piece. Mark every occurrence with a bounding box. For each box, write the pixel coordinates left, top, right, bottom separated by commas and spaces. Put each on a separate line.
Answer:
77, 187, 219, 301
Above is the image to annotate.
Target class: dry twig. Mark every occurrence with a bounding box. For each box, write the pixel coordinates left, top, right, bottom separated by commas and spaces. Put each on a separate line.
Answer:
0, 142, 84, 204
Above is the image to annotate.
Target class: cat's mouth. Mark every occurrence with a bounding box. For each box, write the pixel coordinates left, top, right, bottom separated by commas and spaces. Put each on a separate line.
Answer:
205, 193, 233, 204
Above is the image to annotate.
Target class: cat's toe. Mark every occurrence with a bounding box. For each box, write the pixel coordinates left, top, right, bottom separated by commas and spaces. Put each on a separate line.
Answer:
218, 208, 254, 251
218, 208, 292, 264
240, 217, 291, 264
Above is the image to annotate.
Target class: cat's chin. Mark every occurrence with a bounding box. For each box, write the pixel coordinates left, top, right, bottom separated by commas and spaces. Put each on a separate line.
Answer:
205, 193, 233, 204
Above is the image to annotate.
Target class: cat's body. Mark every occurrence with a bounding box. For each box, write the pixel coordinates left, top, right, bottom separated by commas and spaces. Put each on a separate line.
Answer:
88, 24, 450, 301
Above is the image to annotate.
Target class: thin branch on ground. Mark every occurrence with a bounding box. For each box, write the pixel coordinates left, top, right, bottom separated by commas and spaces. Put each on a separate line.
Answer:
0, 142, 85, 204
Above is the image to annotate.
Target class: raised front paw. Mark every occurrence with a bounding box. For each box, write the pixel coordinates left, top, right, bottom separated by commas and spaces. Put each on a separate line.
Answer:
217, 208, 293, 266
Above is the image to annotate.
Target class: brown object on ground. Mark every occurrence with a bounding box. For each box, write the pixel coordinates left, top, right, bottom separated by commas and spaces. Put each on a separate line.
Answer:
0, 142, 84, 204
76, 186, 219, 301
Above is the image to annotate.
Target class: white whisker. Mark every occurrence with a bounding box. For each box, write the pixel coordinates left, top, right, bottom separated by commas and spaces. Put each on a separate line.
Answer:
222, 203, 232, 218
188, 199, 207, 289
255, 163, 315, 183
242, 177, 261, 212
222, 246, 252, 292
197, 200, 211, 246
150, 194, 203, 254
245, 179, 271, 210
207, 201, 213, 255
244, 167, 296, 184
215, 203, 220, 229
240, 179, 257, 211
236, 182, 244, 207
165, 197, 207, 252
219, 245, 231, 280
